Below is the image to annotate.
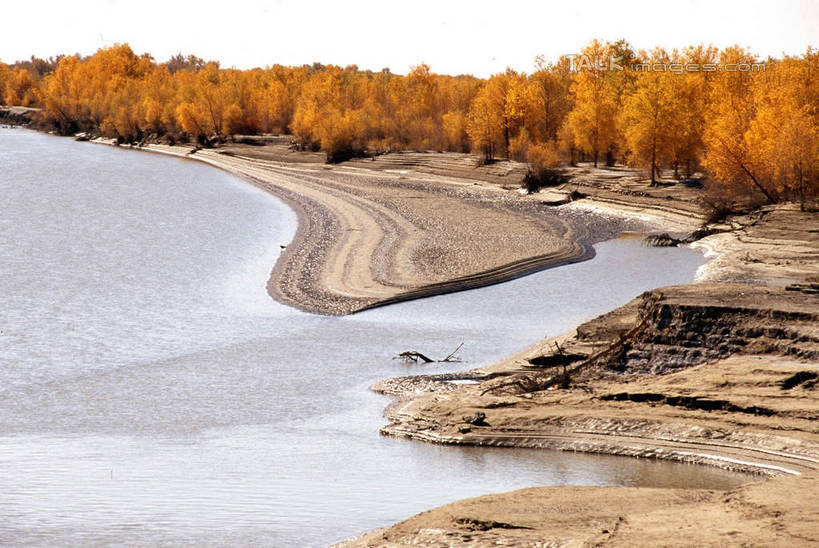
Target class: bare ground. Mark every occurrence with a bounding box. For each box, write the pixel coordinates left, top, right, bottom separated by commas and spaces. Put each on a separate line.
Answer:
337, 473, 819, 547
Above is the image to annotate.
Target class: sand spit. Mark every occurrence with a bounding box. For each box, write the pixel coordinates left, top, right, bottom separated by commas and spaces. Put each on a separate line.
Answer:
92, 140, 668, 315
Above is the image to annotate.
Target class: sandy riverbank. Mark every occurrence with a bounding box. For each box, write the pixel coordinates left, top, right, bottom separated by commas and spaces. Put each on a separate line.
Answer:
376, 282, 819, 472
337, 472, 818, 546
91, 139, 675, 315
209, 139, 819, 546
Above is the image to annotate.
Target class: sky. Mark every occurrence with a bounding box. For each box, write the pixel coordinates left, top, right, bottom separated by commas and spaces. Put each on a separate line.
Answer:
1, 0, 816, 76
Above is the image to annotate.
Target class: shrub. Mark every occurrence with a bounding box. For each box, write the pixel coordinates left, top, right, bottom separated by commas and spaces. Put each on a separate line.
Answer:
523, 141, 568, 193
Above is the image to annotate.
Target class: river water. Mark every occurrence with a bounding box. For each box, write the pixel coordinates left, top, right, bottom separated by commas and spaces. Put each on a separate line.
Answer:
0, 128, 750, 546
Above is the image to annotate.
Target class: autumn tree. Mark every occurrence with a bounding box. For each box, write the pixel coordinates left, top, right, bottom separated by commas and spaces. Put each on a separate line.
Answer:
564, 40, 619, 167
0, 62, 11, 105
621, 49, 677, 184
703, 46, 777, 203
41, 55, 87, 133
11, 55, 61, 79
290, 67, 369, 161
466, 69, 525, 161
164, 53, 208, 74
743, 51, 819, 209
528, 55, 573, 142
466, 87, 503, 161
663, 45, 716, 178
4, 67, 38, 106
438, 75, 481, 152
15, 40, 817, 212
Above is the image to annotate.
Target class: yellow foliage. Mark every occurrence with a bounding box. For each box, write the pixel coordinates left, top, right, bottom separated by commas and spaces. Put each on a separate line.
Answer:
9, 41, 817, 206
620, 52, 677, 183
527, 140, 561, 170
223, 104, 244, 136
442, 110, 468, 152
0, 63, 10, 105
466, 87, 503, 160
176, 102, 204, 137
566, 40, 619, 166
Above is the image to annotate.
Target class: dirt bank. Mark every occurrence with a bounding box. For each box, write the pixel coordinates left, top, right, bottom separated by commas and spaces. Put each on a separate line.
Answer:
0, 106, 40, 126
355, 206, 819, 544
338, 473, 819, 547
347, 187, 818, 546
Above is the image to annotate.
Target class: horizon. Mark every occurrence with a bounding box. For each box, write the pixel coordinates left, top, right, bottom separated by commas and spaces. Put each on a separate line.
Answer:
1, 0, 816, 77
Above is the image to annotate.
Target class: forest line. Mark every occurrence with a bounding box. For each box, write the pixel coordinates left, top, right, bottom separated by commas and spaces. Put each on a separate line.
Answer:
1, 40, 816, 207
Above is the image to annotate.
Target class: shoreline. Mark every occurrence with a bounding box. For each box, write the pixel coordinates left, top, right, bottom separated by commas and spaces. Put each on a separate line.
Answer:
8, 127, 817, 545
5, 127, 708, 317
375, 275, 818, 466
354, 200, 817, 544
80, 133, 813, 479
350, 279, 818, 545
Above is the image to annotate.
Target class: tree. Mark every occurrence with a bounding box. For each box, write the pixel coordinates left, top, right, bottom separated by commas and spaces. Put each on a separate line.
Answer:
466, 85, 504, 161
565, 40, 619, 167
744, 51, 819, 209
663, 45, 716, 178
703, 46, 777, 204
3, 67, 38, 106
0, 63, 10, 105
528, 55, 573, 142
620, 49, 676, 184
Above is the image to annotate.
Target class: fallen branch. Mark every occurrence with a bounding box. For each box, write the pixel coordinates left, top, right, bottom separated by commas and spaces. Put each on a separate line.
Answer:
394, 351, 434, 364
442, 342, 464, 362
393, 342, 465, 364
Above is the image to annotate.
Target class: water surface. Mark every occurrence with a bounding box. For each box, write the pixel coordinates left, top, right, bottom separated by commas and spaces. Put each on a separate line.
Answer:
0, 129, 749, 546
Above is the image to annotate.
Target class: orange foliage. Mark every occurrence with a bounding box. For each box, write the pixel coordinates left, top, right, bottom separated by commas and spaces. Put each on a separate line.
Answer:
8, 41, 815, 204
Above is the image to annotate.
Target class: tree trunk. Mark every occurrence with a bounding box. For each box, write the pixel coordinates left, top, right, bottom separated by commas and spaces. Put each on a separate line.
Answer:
739, 162, 777, 204
650, 132, 657, 186
503, 116, 510, 160
800, 171, 806, 212
606, 148, 615, 167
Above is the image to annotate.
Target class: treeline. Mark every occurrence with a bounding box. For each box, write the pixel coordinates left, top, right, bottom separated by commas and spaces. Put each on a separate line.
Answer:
0, 41, 816, 206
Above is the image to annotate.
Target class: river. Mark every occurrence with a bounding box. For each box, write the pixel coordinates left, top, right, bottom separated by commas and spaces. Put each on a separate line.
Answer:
0, 128, 750, 546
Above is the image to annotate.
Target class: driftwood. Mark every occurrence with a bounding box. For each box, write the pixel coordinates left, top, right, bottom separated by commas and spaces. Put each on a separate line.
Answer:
553, 341, 571, 389
462, 411, 488, 426
442, 342, 464, 362
643, 232, 682, 247
394, 343, 464, 364
395, 351, 433, 363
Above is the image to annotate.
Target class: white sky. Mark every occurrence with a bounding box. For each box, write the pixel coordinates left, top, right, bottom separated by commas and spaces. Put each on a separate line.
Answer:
1, 0, 816, 76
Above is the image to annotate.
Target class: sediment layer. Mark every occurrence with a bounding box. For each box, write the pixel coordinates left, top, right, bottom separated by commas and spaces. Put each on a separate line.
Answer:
378, 283, 819, 474
360, 277, 819, 545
